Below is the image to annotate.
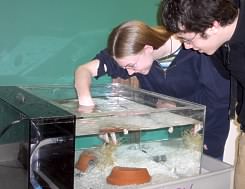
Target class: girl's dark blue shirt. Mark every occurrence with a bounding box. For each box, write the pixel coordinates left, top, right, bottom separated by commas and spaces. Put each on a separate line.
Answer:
94, 48, 230, 158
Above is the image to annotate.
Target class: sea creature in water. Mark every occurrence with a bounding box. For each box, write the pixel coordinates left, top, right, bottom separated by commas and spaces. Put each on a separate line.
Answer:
182, 127, 202, 151
96, 143, 118, 170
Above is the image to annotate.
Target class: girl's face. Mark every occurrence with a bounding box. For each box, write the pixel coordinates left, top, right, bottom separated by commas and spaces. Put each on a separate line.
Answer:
115, 48, 154, 75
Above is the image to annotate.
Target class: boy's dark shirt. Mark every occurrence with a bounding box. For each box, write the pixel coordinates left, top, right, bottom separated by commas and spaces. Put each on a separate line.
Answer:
213, 0, 245, 129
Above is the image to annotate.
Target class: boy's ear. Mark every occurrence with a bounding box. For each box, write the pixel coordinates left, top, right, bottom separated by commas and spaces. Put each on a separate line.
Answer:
206, 21, 220, 35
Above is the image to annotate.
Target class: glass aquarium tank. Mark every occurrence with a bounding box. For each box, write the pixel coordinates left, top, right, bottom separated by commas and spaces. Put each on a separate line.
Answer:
0, 83, 206, 189
0, 86, 75, 189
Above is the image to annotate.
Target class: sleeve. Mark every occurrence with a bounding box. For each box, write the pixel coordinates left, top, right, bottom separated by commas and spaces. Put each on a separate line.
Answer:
211, 49, 230, 79
199, 54, 230, 107
93, 49, 131, 80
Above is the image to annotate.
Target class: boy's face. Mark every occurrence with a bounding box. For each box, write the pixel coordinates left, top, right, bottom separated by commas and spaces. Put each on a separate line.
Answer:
176, 21, 226, 55
176, 32, 223, 55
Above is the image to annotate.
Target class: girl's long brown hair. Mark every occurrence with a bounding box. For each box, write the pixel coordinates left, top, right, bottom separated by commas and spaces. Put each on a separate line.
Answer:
107, 20, 172, 58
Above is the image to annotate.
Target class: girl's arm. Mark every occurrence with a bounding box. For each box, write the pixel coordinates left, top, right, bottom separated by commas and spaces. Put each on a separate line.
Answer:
75, 59, 100, 106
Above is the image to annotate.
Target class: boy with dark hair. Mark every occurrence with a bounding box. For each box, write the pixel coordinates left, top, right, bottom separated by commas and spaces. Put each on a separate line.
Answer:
161, 0, 245, 188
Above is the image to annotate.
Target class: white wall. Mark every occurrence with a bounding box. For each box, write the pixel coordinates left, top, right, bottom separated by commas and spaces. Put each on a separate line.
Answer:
223, 120, 240, 165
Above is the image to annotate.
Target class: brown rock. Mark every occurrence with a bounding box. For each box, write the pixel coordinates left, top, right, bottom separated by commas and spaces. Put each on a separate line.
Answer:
107, 166, 151, 186
75, 151, 96, 172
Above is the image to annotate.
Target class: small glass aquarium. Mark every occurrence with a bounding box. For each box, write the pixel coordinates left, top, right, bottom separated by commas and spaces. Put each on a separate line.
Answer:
0, 83, 206, 189
70, 84, 205, 189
